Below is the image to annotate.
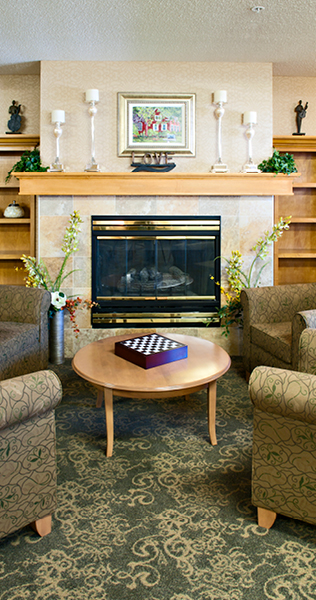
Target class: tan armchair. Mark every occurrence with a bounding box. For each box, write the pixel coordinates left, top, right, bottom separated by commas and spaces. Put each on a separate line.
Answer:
0, 369, 62, 538
240, 282, 316, 376
0, 285, 51, 380
249, 328, 316, 529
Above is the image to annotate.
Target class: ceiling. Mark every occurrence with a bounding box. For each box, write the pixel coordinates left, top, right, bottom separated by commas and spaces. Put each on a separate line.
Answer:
1, 0, 316, 77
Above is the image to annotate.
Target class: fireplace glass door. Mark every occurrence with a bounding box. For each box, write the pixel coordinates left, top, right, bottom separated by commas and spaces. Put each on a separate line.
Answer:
92, 216, 221, 327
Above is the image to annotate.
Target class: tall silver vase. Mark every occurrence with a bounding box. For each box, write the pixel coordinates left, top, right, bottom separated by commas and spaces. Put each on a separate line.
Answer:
49, 309, 64, 364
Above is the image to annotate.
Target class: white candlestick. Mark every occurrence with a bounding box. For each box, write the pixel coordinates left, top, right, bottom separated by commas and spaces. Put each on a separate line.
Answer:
241, 114, 259, 172
243, 111, 257, 125
51, 109, 65, 124
213, 90, 227, 103
85, 89, 99, 103
84, 91, 100, 171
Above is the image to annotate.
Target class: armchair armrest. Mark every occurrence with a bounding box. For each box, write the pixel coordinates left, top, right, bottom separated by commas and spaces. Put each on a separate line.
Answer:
249, 365, 316, 425
0, 370, 62, 431
292, 310, 316, 370
299, 328, 316, 375
0, 286, 51, 325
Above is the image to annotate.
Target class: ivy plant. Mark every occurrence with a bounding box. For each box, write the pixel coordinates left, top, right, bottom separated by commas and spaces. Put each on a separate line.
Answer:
258, 149, 297, 175
6, 148, 49, 183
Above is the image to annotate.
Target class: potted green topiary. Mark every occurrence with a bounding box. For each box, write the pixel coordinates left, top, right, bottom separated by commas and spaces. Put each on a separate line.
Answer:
258, 149, 297, 175
5, 147, 49, 183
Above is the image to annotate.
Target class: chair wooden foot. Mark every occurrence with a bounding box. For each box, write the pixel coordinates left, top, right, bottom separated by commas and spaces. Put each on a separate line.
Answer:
31, 514, 52, 537
257, 507, 277, 529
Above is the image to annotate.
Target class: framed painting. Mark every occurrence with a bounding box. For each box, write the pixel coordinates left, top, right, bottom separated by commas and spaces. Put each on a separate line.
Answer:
118, 92, 195, 157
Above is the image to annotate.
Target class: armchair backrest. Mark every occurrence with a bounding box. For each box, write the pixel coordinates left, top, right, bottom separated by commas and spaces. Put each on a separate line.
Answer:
241, 282, 316, 326
0, 285, 51, 326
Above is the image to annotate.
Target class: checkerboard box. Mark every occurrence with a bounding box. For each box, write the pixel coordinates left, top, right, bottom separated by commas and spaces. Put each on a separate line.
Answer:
114, 333, 188, 369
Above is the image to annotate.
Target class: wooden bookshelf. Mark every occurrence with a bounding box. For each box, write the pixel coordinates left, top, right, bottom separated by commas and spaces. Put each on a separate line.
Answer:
273, 136, 316, 285
0, 135, 39, 285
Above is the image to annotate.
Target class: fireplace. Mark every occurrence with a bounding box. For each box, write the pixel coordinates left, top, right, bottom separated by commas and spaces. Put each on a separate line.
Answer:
91, 215, 221, 327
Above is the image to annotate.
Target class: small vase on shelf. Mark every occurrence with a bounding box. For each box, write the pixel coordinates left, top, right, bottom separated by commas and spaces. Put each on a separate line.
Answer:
4, 200, 24, 218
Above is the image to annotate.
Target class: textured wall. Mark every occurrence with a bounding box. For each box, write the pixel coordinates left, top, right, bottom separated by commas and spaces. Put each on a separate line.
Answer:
40, 61, 273, 172
273, 77, 316, 136
0, 75, 40, 135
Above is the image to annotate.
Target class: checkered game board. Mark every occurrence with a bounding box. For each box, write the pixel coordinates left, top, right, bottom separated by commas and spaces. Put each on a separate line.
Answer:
115, 333, 188, 369
121, 334, 182, 355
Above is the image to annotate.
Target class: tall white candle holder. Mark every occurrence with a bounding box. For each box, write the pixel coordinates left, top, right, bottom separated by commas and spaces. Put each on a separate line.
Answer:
84, 89, 100, 172
49, 110, 65, 172
241, 111, 260, 173
211, 90, 228, 173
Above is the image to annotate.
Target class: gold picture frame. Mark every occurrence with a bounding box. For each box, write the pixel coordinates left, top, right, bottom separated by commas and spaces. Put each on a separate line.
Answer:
118, 92, 196, 157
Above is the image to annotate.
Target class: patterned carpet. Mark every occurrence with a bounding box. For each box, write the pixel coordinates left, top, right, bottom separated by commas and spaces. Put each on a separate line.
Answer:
1, 357, 316, 600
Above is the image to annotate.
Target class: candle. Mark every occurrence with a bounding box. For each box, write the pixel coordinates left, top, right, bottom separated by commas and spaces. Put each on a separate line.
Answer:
85, 89, 99, 102
243, 111, 257, 124
51, 110, 65, 124
213, 90, 227, 103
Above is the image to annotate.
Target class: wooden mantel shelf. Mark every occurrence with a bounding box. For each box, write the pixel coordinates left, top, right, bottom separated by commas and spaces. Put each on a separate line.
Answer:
0, 134, 40, 152
16, 171, 298, 197
273, 136, 316, 152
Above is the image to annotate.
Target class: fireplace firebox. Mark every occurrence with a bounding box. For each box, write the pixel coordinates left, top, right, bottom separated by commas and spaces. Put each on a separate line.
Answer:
91, 216, 221, 327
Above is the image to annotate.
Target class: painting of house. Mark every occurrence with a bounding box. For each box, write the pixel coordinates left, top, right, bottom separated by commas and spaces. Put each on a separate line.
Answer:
132, 104, 183, 144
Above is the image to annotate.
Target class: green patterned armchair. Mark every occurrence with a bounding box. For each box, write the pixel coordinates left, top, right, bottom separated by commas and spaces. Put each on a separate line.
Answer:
0, 369, 62, 538
0, 285, 51, 381
249, 328, 316, 529
240, 282, 316, 376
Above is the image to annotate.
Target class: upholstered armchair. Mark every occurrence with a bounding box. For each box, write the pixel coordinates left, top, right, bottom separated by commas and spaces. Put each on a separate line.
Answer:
240, 282, 316, 377
0, 285, 51, 380
0, 369, 62, 538
249, 328, 316, 529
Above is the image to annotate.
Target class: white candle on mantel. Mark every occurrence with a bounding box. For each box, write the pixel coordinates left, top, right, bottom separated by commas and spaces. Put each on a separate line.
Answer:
51, 110, 65, 124
243, 111, 257, 124
213, 90, 227, 103
85, 89, 99, 102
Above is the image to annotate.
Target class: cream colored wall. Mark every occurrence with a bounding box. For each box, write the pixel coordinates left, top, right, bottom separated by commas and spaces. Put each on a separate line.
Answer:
37, 61, 274, 357
0, 75, 40, 134
273, 76, 316, 136
40, 61, 273, 172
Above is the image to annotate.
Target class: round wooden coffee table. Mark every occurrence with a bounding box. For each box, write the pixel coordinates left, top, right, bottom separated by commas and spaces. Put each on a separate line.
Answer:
72, 333, 231, 457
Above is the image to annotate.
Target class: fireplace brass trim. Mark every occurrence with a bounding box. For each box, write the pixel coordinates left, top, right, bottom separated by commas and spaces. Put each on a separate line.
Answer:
93, 219, 220, 226
94, 223, 220, 231
96, 295, 216, 300
96, 235, 216, 240
92, 312, 219, 324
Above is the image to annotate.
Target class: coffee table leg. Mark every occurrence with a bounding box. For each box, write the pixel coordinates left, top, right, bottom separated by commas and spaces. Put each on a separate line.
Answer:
103, 388, 114, 457
208, 380, 217, 446
96, 388, 103, 408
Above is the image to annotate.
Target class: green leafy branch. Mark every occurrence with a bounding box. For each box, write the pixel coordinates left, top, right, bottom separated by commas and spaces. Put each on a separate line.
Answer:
20, 211, 83, 294
5, 148, 49, 183
258, 149, 297, 175
209, 216, 292, 336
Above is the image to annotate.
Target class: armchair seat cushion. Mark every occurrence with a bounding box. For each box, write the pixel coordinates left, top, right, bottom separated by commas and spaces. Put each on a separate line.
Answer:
251, 321, 292, 365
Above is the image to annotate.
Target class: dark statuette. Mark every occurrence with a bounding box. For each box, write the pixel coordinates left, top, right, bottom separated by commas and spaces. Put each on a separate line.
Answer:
7, 100, 22, 134
293, 100, 308, 136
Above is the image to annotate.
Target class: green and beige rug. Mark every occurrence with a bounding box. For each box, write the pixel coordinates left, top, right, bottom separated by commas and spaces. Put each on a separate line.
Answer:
1, 357, 316, 600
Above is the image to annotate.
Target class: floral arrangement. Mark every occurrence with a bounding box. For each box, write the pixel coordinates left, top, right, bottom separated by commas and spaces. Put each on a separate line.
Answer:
210, 215, 291, 336
20, 210, 96, 335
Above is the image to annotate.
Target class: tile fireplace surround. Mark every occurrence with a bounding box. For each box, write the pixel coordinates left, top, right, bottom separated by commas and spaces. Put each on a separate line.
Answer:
17, 172, 296, 358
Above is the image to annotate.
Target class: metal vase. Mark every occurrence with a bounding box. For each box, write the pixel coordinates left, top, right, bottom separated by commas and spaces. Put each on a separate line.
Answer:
49, 309, 65, 364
